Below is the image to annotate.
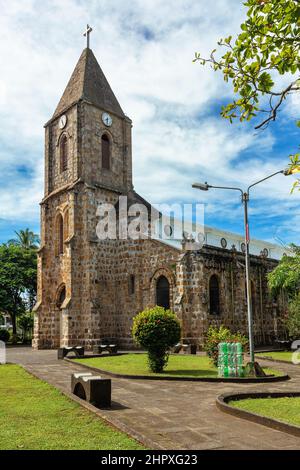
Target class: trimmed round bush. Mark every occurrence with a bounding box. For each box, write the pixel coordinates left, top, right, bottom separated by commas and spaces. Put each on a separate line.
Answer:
132, 306, 181, 373
0, 329, 10, 343
204, 325, 248, 367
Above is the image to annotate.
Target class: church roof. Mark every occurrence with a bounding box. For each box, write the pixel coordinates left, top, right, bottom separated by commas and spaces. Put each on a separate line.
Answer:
53, 48, 125, 119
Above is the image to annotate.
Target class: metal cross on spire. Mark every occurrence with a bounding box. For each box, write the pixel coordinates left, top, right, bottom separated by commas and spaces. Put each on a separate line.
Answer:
83, 24, 93, 49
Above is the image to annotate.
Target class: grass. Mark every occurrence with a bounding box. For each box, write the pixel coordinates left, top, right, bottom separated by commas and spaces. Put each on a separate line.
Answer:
0, 364, 144, 450
74, 353, 282, 378
230, 397, 300, 427
256, 351, 294, 363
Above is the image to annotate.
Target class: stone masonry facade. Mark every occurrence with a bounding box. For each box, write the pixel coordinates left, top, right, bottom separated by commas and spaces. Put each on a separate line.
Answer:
176, 247, 286, 348
33, 47, 287, 350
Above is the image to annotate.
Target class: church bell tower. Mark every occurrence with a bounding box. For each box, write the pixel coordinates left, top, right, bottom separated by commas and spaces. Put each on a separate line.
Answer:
33, 27, 133, 349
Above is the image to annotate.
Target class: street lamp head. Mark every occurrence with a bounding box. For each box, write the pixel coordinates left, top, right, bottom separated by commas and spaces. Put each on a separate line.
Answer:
283, 167, 300, 176
192, 182, 210, 191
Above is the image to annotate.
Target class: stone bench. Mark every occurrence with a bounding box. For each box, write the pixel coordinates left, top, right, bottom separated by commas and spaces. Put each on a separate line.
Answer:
172, 343, 197, 355
58, 346, 84, 360
71, 373, 111, 408
172, 343, 189, 353
92, 344, 118, 355
173, 343, 182, 354
274, 340, 293, 351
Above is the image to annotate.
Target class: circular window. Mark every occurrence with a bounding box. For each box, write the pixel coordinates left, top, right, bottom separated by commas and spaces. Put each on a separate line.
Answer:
263, 248, 269, 258
220, 238, 227, 249
198, 232, 206, 244
241, 242, 246, 253
164, 225, 173, 237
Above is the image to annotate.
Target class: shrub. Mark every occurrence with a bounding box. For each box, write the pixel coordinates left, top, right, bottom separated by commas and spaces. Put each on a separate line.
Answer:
132, 306, 181, 373
285, 294, 300, 338
0, 329, 10, 343
204, 325, 248, 367
18, 312, 34, 343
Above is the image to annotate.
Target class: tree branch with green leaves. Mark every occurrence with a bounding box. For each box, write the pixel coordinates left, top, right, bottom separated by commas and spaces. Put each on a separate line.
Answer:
194, 0, 300, 185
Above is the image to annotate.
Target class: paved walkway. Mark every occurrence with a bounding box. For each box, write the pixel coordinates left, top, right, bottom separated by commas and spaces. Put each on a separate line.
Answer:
6, 347, 300, 450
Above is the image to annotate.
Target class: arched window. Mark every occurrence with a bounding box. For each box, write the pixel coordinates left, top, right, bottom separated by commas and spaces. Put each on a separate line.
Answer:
56, 214, 64, 255
156, 276, 170, 310
64, 209, 69, 242
56, 285, 66, 308
129, 275, 135, 295
60, 135, 68, 173
102, 134, 110, 170
209, 275, 220, 315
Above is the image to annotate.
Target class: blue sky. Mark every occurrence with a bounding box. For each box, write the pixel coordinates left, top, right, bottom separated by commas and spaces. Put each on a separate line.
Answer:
0, 0, 299, 247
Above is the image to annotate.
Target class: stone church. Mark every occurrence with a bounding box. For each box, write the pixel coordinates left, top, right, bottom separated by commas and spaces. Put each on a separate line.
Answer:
33, 43, 287, 350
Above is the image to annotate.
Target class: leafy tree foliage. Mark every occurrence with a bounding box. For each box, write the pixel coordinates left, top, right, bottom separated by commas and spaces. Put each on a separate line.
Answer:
18, 312, 34, 343
8, 228, 40, 250
268, 245, 300, 295
284, 293, 300, 337
0, 329, 10, 343
194, 0, 300, 184
268, 245, 300, 337
132, 306, 181, 373
204, 325, 248, 367
0, 244, 37, 337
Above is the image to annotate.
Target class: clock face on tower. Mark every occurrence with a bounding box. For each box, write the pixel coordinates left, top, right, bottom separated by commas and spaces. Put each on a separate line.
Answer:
59, 115, 67, 129
102, 112, 113, 127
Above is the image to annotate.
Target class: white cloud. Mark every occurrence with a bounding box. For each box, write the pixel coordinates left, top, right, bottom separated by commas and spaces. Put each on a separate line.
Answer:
0, 0, 299, 243
287, 92, 300, 121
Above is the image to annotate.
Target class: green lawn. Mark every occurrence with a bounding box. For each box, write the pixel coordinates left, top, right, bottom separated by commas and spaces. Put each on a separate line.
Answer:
75, 353, 281, 378
230, 397, 300, 427
0, 365, 144, 450
256, 351, 294, 362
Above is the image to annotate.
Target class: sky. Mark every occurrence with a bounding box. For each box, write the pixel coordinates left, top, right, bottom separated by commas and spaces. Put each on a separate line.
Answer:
0, 0, 299, 247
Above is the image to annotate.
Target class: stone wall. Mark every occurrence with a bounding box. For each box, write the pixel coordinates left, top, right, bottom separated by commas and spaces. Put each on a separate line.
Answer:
80, 102, 132, 192
33, 177, 180, 350
34, 186, 287, 350
176, 246, 287, 347
34, 93, 287, 351
34, 94, 134, 349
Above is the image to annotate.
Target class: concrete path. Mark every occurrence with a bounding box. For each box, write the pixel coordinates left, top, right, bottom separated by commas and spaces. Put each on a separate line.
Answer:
6, 347, 300, 450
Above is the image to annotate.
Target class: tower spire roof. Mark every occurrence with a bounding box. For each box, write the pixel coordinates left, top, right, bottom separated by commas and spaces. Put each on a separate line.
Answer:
53, 48, 125, 119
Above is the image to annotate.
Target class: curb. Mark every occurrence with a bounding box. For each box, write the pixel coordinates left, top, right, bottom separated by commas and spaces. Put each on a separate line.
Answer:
256, 355, 299, 366
65, 357, 290, 383
216, 392, 300, 438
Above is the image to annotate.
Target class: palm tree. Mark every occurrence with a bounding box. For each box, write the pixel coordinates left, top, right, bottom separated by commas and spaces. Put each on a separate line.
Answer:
8, 229, 40, 250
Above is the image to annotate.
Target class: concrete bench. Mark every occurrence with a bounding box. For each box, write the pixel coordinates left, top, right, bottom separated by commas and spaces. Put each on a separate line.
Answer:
172, 343, 197, 354
58, 346, 84, 360
71, 373, 111, 408
173, 343, 182, 353
274, 340, 292, 351
92, 344, 118, 355
172, 343, 189, 353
